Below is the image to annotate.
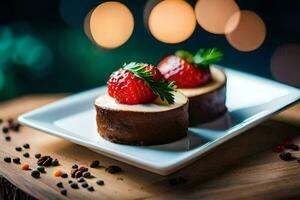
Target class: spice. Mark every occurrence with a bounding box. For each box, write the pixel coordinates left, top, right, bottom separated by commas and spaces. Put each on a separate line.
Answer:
35, 153, 41, 159
87, 186, 94, 191
53, 169, 63, 177
83, 172, 91, 178
68, 180, 73, 184
72, 164, 78, 169
21, 163, 30, 170
23, 153, 30, 158
13, 157, 20, 164
61, 173, 68, 178
71, 166, 89, 178
31, 170, 40, 178
77, 177, 85, 183
37, 156, 53, 167
96, 180, 104, 186
52, 159, 59, 166
70, 183, 79, 189
56, 182, 64, 188
60, 189, 67, 196
2, 127, 9, 134
4, 157, 11, 163
5, 136, 11, 141
279, 152, 295, 161
23, 143, 30, 149
37, 166, 45, 173
90, 160, 100, 168
81, 183, 88, 188
15, 147, 22, 152
105, 166, 122, 174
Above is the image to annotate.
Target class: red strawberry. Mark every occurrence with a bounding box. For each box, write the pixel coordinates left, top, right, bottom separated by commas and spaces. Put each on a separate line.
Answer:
157, 55, 211, 88
107, 63, 163, 105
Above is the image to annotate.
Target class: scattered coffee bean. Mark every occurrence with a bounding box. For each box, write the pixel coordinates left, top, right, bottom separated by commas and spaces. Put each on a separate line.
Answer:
13, 157, 20, 164
90, 160, 100, 168
70, 183, 79, 189
75, 171, 83, 179
2, 127, 9, 134
37, 156, 53, 167
87, 186, 94, 192
4, 157, 11, 163
31, 170, 40, 178
15, 147, 22, 152
77, 177, 85, 183
68, 180, 73, 184
72, 164, 78, 169
168, 177, 187, 186
5, 136, 11, 141
78, 166, 88, 173
21, 163, 30, 170
83, 172, 91, 178
105, 166, 122, 174
60, 189, 67, 196
23, 143, 30, 149
53, 169, 63, 177
23, 152, 30, 158
56, 182, 64, 188
35, 153, 41, 159
279, 152, 296, 161
52, 159, 59, 166
37, 166, 45, 173
96, 180, 104, 186
81, 183, 88, 188
61, 173, 68, 178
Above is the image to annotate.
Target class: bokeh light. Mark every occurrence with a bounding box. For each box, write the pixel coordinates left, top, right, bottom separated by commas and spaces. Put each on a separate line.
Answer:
226, 10, 266, 52
83, 8, 95, 43
89, 2, 134, 49
148, 0, 196, 44
195, 0, 240, 34
271, 44, 300, 87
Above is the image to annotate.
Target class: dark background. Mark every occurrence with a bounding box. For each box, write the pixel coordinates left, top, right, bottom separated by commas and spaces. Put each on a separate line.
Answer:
0, 0, 299, 101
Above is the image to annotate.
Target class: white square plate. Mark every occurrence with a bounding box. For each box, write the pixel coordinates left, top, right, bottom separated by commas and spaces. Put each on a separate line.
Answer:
19, 67, 300, 175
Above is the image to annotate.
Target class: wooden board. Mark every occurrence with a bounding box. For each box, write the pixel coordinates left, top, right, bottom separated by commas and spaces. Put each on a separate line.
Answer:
1, 95, 300, 199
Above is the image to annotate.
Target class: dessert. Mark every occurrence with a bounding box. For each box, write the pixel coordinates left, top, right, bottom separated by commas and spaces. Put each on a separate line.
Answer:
158, 48, 227, 125
95, 62, 189, 145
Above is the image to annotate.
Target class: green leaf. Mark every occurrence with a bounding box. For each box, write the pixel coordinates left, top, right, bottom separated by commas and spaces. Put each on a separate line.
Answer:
175, 50, 194, 63
124, 62, 175, 104
193, 48, 223, 66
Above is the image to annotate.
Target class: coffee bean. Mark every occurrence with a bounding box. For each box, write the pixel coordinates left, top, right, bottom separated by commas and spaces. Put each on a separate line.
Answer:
70, 183, 79, 189
23, 153, 30, 158
81, 183, 88, 188
4, 157, 11, 163
35, 153, 41, 159
15, 147, 22, 152
72, 164, 78, 169
78, 166, 88, 173
105, 166, 122, 174
52, 159, 59, 166
23, 143, 30, 149
77, 177, 85, 183
37, 156, 52, 167
61, 173, 68, 178
83, 172, 91, 178
60, 189, 67, 196
90, 160, 100, 168
13, 157, 20, 164
279, 152, 296, 161
75, 171, 83, 179
96, 180, 104, 186
87, 186, 94, 191
37, 166, 45, 173
2, 127, 9, 134
5, 136, 11, 141
56, 182, 64, 188
31, 170, 40, 178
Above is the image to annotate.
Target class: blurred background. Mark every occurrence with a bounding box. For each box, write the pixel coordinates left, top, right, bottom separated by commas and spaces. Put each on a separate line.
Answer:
0, 0, 299, 101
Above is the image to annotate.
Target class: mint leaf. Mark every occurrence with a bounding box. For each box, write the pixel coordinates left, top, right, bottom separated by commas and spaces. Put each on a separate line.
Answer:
175, 50, 194, 63
193, 48, 223, 66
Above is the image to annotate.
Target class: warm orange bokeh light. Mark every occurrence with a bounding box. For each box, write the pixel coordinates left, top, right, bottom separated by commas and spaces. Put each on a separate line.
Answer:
195, 0, 240, 34
271, 44, 300, 87
148, 0, 196, 44
226, 10, 266, 52
84, 8, 94, 43
89, 2, 134, 49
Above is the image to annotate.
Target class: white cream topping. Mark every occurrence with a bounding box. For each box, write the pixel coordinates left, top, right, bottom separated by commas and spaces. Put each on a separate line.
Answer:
178, 66, 226, 98
95, 91, 187, 112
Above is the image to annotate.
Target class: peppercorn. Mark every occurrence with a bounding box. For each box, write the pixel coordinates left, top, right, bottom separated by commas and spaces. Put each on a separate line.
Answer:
60, 189, 67, 196
90, 160, 100, 168
13, 157, 20, 164
23, 143, 30, 149
96, 180, 104, 186
37, 166, 45, 173
4, 157, 11, 163
31, 170, 40, 178
105, 166, 122, 174
56, 182, 63, 188
15, 147, 22, 152
35, 153, 41, 159
23, 152, 30, 158
5, 136, 11, 141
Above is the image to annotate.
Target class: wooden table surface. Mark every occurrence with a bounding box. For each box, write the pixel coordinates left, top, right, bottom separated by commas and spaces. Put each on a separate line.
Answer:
1, 95, 300, 200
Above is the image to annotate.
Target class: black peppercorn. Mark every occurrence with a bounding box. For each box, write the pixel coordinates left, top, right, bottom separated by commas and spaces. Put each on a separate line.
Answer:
15, 147, 22, 152
70, 183, 79, 189
56, 182, 64, 188
31, 170, 40, 178
4, 157, 11, 163
37, 166, 45, 173
2, 127, 9, 134
105, 165, 122, 174
90, 160, 100, 168
35, 153, 41, 159
13, 157, 20, 164
96, 180, 104, 186
81, 183, 88, 188
87, 186, 94, 191
60, 189, 67, 196
5, 136, 11, 141
23, 143, 30, 149
23, 152, 30, 158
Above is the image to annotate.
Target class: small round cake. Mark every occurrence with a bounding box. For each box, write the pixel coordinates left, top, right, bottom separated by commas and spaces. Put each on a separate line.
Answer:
95, 91, 188, 145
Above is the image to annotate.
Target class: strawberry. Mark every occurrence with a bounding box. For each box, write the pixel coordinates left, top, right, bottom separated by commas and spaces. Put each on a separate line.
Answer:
157, 48, 223, 88
107, 62, 174, 105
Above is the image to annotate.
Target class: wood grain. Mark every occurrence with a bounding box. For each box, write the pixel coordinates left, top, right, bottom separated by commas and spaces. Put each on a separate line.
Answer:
1, 95, 300, 199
